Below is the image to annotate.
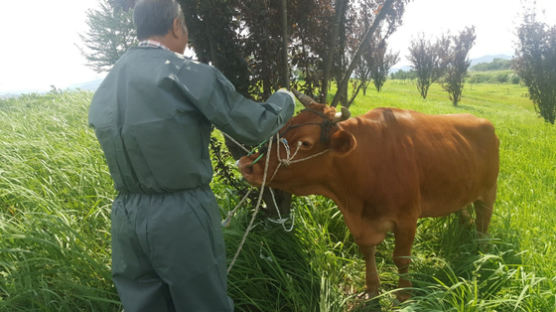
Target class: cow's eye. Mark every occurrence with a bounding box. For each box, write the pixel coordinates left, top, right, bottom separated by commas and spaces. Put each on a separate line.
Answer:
300, 141, 312, 148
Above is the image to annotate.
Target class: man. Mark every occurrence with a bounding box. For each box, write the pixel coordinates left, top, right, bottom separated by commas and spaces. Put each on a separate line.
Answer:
88, 0, 295, 310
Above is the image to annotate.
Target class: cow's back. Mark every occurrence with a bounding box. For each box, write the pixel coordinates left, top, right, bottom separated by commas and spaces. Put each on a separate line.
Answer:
354, 108, 499, 217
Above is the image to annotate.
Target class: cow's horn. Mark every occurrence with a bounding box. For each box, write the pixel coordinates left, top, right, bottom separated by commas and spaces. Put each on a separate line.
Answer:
333, 107, 351, 122
292, 89, 315, 107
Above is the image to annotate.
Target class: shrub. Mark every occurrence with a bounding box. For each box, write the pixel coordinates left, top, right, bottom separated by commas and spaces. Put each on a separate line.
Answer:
471, 58, 512, 71
510, 74, 520, 84
514, 10, 556, 124
496, 72, 509, 83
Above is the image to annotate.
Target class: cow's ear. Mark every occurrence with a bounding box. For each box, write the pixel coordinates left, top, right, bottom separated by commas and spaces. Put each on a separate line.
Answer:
330, 129, 356, 156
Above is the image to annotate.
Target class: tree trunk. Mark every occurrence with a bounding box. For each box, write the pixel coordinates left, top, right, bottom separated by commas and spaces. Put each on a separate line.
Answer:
280, 0, 290, 88
321, 0, 347, 103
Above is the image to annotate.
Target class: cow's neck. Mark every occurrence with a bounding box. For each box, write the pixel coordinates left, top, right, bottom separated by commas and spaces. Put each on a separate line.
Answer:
326, 118, 381, 212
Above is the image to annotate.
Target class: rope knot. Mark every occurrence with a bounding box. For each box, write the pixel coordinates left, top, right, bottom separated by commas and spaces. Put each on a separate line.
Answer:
279, 159, 292, 167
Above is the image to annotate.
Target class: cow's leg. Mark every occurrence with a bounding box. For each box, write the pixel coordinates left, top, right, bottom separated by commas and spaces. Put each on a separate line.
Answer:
359, 244, 379, 298
474, 183, 497, 234
458, 206, 473, 227
393, 221, 417, 302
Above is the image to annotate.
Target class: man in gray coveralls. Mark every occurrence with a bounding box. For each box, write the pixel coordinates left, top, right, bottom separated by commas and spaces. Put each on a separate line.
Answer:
88, 0, 295, 310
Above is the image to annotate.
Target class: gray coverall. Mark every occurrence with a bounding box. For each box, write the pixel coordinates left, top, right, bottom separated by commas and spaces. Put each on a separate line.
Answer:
88, 45, 295, 311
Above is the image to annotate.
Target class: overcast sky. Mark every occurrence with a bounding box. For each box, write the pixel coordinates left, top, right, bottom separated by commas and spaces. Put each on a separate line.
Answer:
0, 0, 555, 93
389, 0, 556, 64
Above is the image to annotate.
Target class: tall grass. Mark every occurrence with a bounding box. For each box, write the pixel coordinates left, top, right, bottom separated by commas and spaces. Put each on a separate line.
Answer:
0, 92, 118, 311
0, 82, 554, 311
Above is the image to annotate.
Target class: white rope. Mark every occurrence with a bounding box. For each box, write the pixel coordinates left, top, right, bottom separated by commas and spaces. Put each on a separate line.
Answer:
227, 137, 273, 274
221, 131, 250, 154
280, 148, 329, 166
275, 133, 330, 167
267, 188, 295, 232
225, 130, 330, 272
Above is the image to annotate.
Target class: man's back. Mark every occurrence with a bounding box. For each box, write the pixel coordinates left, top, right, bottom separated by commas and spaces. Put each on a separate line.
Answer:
89, 46, 294, 194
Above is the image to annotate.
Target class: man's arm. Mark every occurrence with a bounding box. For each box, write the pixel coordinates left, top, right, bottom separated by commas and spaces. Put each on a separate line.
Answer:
176, 63, 295, 145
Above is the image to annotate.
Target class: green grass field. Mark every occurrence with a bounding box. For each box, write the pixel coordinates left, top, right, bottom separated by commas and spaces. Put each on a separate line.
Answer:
0, 81, 554, 311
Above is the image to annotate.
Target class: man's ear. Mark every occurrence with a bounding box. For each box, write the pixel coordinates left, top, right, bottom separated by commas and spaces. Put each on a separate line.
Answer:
330, 129, 356, 156
171, 17, 182, 38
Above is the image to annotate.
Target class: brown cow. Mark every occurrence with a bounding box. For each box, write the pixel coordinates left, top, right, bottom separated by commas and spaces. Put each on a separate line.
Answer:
238, 91, 499, 301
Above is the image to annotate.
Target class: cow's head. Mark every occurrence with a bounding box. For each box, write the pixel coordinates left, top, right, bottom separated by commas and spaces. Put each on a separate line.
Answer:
238, 90, 357, 195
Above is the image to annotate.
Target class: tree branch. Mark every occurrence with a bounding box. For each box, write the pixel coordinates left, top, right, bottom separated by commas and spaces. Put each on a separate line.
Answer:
331, 0, 396, 107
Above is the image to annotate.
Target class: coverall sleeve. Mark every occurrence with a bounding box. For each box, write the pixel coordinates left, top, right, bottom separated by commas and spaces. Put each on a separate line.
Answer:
176, 63, 295, 145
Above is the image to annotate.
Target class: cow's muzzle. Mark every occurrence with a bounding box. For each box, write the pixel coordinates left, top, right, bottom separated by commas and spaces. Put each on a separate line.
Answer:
237, 155, 263, 186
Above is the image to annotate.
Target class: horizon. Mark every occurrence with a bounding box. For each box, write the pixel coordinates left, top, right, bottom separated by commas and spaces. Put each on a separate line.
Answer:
0, 53, 514, 98
0, 0, 555, 95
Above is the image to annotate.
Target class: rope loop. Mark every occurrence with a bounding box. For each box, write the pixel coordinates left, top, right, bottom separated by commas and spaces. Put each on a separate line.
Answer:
223, 124, 330, 273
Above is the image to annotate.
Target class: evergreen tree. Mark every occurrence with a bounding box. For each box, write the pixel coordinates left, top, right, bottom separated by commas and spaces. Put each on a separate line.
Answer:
79, 0, 137, 73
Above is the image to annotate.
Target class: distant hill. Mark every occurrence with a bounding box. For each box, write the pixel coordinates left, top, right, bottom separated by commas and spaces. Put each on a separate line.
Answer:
66, 78, 104, 92
470, 54, 512, 67
0, 89, 46, 99
391, 54, 513, 74
0, 93, 17, 99
0, 77, 105, 99
471, 58, 512, 71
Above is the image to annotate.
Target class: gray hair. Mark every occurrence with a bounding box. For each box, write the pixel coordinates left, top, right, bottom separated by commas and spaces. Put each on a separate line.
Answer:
133, 0, 186, 40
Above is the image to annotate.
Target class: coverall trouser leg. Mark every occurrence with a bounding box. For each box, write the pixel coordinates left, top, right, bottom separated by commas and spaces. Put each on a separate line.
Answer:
111, 187, 234, 312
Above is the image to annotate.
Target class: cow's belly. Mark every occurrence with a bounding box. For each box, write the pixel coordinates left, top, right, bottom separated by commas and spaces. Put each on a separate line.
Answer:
419, 197, 473, 218
417, 167, 491, 218
344, 214, 395, 246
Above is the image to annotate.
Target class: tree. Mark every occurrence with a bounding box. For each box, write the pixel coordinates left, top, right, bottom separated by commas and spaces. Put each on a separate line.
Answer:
442, 27, 476, 106
368, 41, 399, 92
180, 0, 252, 97
514, 10, 556, 124
408, 34, 449, 99
349, 38, 398, 102
79, 0, 137, 73
280, 0, 290, 88
353, 37, 399, 95
353, 56, 371, 96
321, 0, 349, 103
331, 0, 411, 107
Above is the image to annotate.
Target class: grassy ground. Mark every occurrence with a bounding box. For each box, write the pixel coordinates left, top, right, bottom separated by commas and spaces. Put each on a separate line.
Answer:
0, 82, 554, 311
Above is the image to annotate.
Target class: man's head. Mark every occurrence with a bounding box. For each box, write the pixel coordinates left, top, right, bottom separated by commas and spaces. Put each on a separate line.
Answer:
133, 0, 188, 53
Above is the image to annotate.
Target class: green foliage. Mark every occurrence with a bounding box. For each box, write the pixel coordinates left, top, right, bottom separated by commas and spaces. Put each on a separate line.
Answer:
0, 92, 118, 310
1, 84, 555, 311
471, 58, 512, 71
390, 69, 417, 80
467, 70, 521, 84
408, 34, 449, 99
441, 26, 476, 106
370, 47, 400, 93
514, 9, 556, 124
79, 0, 137, 73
